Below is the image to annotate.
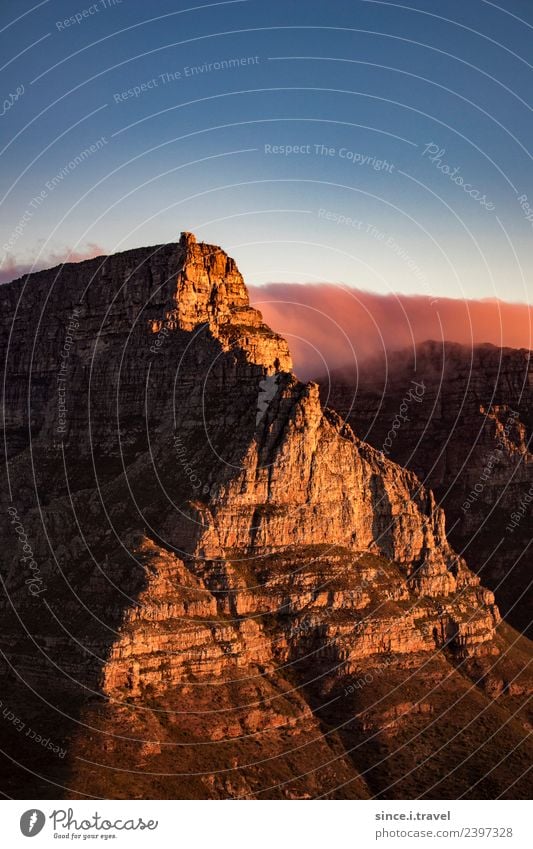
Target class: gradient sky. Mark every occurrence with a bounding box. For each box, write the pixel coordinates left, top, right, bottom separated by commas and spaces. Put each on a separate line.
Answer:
1, 0, 532, 303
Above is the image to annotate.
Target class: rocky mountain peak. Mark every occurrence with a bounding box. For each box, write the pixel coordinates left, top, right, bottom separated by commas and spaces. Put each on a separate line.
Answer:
149, 232, 292, 373
172, 230, 249, 329
1, 236, 530, 800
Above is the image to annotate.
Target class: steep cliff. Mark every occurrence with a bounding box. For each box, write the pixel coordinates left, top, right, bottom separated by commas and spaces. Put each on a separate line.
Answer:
0, 239, 531, 800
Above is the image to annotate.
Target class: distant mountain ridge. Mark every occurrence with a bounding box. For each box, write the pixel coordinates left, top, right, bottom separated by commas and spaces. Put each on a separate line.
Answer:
322, 340, 533, 634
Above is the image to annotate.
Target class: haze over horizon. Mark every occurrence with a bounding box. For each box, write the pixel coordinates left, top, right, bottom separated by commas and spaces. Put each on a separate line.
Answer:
250, 282, 533, 378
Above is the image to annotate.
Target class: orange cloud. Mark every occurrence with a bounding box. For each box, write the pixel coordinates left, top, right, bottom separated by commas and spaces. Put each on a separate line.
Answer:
249, 284, 533, 378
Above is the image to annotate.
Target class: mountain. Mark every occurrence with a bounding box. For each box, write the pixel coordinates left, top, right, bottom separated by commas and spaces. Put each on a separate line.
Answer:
0, 236, 531, 800
323, 341, 532, 637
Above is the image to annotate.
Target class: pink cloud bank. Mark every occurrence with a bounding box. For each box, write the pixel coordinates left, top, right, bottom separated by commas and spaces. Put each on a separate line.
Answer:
249, 283, 533, 378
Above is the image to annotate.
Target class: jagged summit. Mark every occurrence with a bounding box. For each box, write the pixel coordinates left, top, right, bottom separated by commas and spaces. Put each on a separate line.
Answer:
159, 231, 292, 372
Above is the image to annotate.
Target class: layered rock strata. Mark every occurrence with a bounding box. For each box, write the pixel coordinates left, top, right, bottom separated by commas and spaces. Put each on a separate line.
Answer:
0, 238, 530, 800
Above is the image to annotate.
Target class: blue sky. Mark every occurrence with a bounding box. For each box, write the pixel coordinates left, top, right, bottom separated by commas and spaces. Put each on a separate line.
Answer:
1, 0, 532, 302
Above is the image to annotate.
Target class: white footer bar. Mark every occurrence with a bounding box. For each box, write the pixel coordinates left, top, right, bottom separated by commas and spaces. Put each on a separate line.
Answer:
3, 799, 530, 848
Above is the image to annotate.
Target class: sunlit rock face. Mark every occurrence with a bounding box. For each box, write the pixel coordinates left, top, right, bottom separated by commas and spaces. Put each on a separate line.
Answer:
0, 235, 530, 801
